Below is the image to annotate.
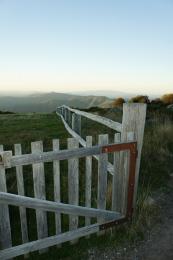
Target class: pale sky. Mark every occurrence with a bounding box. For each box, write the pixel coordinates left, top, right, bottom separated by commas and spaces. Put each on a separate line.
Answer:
0, 0, 173, 95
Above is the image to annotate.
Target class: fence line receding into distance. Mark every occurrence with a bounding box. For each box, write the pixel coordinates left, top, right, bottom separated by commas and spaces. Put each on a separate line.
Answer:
0, 103, 146, 259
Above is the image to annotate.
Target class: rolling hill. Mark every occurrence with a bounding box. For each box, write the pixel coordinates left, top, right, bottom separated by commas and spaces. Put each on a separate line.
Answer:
0, 92, 113, 112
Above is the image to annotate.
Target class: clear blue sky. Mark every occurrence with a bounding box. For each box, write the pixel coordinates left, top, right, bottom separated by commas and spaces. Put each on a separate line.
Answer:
0, 0, 173, 95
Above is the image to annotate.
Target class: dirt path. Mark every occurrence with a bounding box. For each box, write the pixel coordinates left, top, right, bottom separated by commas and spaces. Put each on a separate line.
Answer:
87, 184, 173, 260
133, 188, 173, 260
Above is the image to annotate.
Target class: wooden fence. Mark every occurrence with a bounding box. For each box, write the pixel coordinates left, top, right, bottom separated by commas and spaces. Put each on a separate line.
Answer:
57, 104, 147, 208
0, 103, 146, 259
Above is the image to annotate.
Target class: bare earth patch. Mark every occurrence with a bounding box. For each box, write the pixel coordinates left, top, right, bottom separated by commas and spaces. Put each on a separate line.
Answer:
87, 181, 173, 260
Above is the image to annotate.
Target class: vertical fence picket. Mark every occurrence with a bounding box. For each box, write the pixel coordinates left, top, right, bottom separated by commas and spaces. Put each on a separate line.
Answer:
72, 114, 81, 135
121, 132, 135, 214
53, 139, 61, 241
85, 136, 92, 236
72, 113, 75, 131
31, 141, 48, 253
64, 108, 67, 122
0, 145, 12, 250
112, 133, 121, 212
61, 107, 64, 117
59, 107, 62, 115
0, 104, 146, 258
14, 144, 29, 257
67, 110, 72, 127
76, 115, 81, 135
97, 134, 108, 227
68, 138, 79, 244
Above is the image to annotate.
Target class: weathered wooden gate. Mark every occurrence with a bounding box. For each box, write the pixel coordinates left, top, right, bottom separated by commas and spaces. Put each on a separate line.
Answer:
0, 104, 146, 259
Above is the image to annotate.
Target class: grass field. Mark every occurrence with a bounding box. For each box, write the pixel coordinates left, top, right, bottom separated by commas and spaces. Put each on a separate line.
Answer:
0, 108, 173, 259
0, 113, 70, 151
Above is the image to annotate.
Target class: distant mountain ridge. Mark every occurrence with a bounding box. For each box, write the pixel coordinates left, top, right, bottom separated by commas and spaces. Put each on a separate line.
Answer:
70, 90, 158, 99
0, 92, 113, 112
69, 90, 135, 98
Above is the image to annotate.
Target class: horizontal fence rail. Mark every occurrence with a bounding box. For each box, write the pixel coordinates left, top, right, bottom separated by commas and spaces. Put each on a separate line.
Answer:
56, 104, 146, 188
57, 110, 115, 175
0, 141, 137, 168
58, 105, 122, 132
0, 137, 138, 259
56, 105, 122, 175
0, 103, 146, 259
0, 223, 109, 259
0, 192, 121, 220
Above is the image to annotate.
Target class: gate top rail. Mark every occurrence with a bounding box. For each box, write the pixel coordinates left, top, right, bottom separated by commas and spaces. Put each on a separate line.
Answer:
57, 105, 122, 132
0, 141, 137, 168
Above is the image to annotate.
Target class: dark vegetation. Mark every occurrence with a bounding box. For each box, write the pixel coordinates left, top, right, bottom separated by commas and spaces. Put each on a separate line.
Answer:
0, 110, 15, 114
111, 97, 125, 107
112, 93, 173, 108
0, 103, 173, 259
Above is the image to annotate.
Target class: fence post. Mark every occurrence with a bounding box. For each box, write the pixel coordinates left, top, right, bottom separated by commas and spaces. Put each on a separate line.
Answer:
120, 103, 146, 214
72, 113, 81, 135
64, 108, 68, 122
67, 110, 72, 127
62, 107, 65, 118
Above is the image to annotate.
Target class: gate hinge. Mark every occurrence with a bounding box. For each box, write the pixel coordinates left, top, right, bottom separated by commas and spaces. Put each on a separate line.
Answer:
99, 217, 127, 230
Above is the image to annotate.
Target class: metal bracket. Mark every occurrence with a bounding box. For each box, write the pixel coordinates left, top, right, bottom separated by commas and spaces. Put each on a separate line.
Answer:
101, 141, 138, 225
99, 217, 127, 230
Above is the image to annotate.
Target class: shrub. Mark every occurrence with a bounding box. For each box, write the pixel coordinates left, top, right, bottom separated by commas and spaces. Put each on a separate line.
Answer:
129, 95, 150, 104
161, 93, 173, 104
112, 97, 125, 107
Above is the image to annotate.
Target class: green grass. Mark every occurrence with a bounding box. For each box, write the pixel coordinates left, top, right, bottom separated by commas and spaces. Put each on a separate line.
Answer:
139, 111, 173, 189
0, 108, 173, 259
0, 113, 70, 152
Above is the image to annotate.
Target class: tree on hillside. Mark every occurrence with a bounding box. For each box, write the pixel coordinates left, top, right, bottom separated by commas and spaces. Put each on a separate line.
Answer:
129, 95, 150, 104
112, 97, 125, 107
161, 93, 173, 104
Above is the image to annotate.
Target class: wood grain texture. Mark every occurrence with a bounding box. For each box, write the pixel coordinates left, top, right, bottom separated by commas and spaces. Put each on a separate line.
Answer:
68, 138, 79, 244
0, 151, 12, 168
11, 143, 100, 167
60, 105, 122, 132
57, 112, 114, 175
85, 136, 92, 230
0, 192, 121, 220
31, 141, 48, 253
121, 132, 135, 214
14, 144, 29, 256
121, 104, 146, 213
71, 113, 81, 135
97, 134, 108, 224
0, 145, 12, 250
112, 133, 121, 212
0, 224, 100, 260
53, 139, 61, 238
6, 139, 135, 173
